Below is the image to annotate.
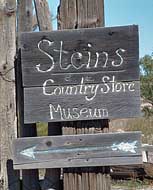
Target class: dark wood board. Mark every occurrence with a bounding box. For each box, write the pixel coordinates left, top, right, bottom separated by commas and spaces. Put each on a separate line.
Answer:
20, 25, 139, 87
13, 132, 142, 170
20, 25, 140, 123
24, 81, 141, 123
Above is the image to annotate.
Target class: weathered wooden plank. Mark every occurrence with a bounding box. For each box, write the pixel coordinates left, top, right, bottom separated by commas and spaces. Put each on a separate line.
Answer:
58, 0, 77, 29
22, 71, 139, 88
0, 0, 20, 189
20, 25, 139, 87
16, 53, 40, 188
23, 81, 141, 123
17, 1, 40, 189
142, 144, 153, 152
58, 1, 110, 190
17, 0, 33, 32
34, 1, 61, 190
34, 0, 52, 31
14, 153, 142, 170
13, 132, 142, 169
42, 123, 61, 190
111, 165, 146, 179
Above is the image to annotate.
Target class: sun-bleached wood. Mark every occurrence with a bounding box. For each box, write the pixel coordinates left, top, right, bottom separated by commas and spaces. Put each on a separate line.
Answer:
20, 25, 139, 87
13, 132, 142, 169
0, 0, 20, 189
17, 1, 40, 189
34, 0, 52, 31
23, 81, 141, 123
20, 25, 140, 124
58, 1, 109, 190
34, 1, 61, 189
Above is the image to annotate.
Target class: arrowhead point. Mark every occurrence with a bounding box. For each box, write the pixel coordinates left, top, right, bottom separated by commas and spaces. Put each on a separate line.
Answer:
20, 146, 36, 159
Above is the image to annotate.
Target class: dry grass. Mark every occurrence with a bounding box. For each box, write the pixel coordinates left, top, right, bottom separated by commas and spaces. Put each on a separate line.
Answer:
36, 122, 48, 136
36, 117, 153, 144
112, 179, 153, 190
125, 117, 153, 144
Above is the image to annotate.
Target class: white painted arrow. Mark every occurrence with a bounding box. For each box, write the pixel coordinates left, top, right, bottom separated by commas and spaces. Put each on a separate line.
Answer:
111, 141, 137, 153
20, 146, 37, 159
20, 141, 138, 160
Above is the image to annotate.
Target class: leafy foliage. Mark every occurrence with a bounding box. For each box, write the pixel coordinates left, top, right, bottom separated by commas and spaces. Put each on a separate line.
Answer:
139, 55, 153, 116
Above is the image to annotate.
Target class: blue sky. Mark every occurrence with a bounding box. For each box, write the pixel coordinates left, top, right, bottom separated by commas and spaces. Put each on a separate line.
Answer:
48, 0, 153, 58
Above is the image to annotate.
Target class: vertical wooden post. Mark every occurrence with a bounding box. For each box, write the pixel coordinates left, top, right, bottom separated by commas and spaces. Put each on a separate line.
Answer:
17, 0, 40, 189
43, 123, 61, 190
34, 0, 52, 31
0, 0, 20, 189
58, 0, 111, 189
34, 1, 61, 189
17, 0, 33, 32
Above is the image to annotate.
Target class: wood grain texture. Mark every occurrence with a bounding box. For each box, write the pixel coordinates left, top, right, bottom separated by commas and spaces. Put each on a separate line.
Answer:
34, 0, 52, 31
17, 0, 33, 32
20, 25, 140, 124
58, 1, 111, 190
42, 123, 61, 190
17, 1, 40, 189
58, 1, 132, 190
23, 81, 141, 123
13, 132, 142, 169
58, 0, 104, 29
34, 1, 61, 190
142, 144, 153, 152
0, 0, 20, 189
20, 25, 139, 87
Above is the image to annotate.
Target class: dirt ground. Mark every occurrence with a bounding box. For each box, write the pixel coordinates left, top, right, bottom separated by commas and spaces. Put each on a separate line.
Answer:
112, 186, 153, 190
112, 180, 153, 190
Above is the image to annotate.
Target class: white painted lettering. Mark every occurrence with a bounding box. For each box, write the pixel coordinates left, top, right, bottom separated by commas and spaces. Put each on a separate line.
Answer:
71, 52, 83, 69
72, 108, 80, 119
128, 83, 135, 91
49, 104, 64, 120
49, 104, 109, 120
87, 43, 92, 68
112, 48, 126, 67
80, 108, 89, 118
43, 79, 54, 95
101, 76, 110, 94
37, 40, 127, 71
85, 84, 99, 101
36, 40, 55, 72
54, 41, 70, 70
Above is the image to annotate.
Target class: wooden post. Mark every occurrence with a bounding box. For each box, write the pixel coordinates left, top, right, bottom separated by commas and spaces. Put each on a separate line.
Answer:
58, 0, 111, 189
34, 0, 52, 31
17, 0, 33, 32
34, 1, 61, 189
42, 123, 61, 190
17, 0, 40, 189
0, 0, 20, 189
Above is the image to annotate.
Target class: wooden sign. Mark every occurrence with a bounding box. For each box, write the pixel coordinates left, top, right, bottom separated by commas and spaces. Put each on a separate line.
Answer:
20, 25, 140, 123
13, 132, 142, 170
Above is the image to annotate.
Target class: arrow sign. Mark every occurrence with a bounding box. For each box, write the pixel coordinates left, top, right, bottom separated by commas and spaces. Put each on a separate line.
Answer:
20, 141, 138, 160
13, 132, 142, 169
